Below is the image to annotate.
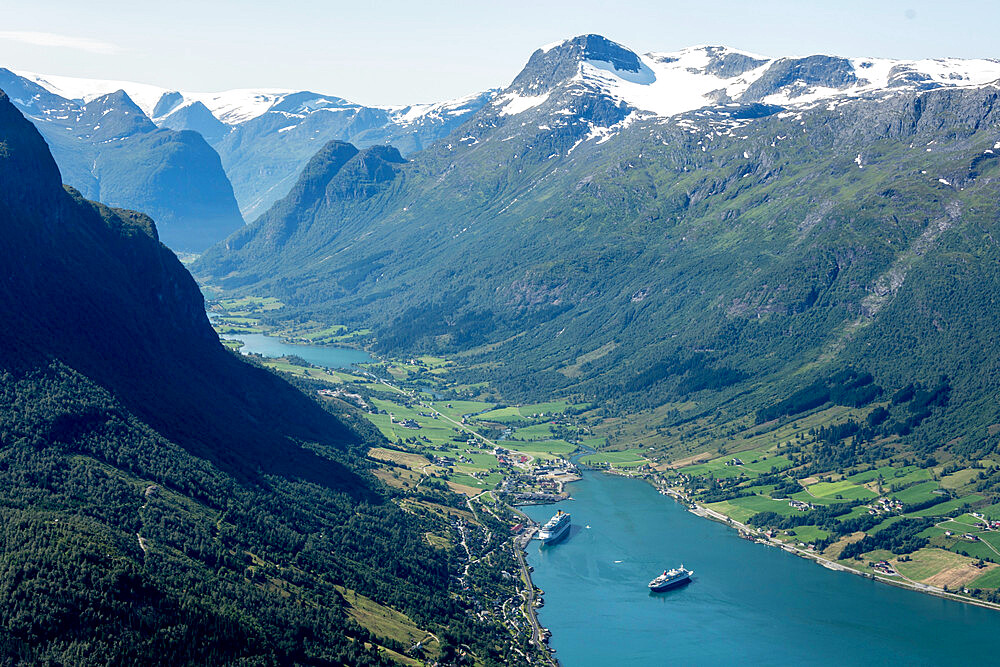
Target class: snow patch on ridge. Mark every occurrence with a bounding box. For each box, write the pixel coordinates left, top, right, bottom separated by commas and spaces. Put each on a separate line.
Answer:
191, 89, 294, 125
496, 91, 551, 116
14, 70, 173, 117
14, 67, 494, 131
389, 90, 497, 125
539, 39, 568, 53
566, 46, 772, 119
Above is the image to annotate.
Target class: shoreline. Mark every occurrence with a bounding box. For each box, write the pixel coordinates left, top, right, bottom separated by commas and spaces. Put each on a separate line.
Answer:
512, 463, 1000, 667
509, 509, 558, 666
531, 464, 1000, 616
648, 479, 1000, 613
208, 324, 1000, 636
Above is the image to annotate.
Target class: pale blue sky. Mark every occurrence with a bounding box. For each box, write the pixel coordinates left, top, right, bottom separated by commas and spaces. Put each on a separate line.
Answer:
0, 0, 997, 106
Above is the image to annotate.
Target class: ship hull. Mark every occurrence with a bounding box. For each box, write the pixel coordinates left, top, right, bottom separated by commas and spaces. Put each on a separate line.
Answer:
648, 574, 691, 592
539, 521, 570, 544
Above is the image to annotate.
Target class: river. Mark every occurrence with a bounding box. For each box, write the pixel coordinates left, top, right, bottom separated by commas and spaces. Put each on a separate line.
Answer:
220, 332, 372, 368
520, 469, 998, 666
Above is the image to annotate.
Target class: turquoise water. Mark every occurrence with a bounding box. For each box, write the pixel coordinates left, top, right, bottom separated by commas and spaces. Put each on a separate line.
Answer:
520, 470, 999, 666
221, 332, 372, 369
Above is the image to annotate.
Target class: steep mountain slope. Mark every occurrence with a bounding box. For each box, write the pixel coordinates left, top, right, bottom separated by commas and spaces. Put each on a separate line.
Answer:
0, 91, 519, 665
210, 89, 496, 219
0, 71, 244, 252
14, 68, 496, 218
196, 35, 1000, 458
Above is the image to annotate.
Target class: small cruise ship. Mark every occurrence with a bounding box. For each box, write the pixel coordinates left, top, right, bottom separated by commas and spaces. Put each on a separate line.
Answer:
648, 565, 693, 591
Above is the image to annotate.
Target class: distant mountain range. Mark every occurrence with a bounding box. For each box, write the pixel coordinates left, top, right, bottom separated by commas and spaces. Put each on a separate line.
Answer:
8, 68, 497, 220
195, 34, 1000, 459
8, 35, 1000, 249
0, 69, 244, 251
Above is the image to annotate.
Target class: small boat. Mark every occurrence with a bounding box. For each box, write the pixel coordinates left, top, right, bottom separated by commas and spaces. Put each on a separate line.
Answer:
648, 565, 693, 591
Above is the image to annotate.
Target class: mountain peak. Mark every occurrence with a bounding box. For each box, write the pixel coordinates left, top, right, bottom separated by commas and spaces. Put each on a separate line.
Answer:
572, 34, 643, 72
489, 36, 1000, 128
77, 89, 158, 139
511, 34, 643, 96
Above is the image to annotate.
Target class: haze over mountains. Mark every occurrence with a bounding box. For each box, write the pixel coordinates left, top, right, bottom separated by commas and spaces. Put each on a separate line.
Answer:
0, 69, 244, 252
8, 67, 497, 221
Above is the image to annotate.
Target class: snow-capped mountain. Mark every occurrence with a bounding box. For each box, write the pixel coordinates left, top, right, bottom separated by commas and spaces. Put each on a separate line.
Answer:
492, 35, 1000, 120
192, 35, 1000, 464
475, 34, 1000, 154
0, 68, 244, 252
9, 33, 1000, 232
10, 69, 498, 217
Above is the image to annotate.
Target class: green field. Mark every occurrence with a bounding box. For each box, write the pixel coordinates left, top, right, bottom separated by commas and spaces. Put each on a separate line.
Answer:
727, 494, 802, 516
741, 455, 794, 473
939, 514, 982, 530
969, 567, 1000, 588
805, 480, 876, 500
742, 483, 778, 496
448, 471, 503, 489
892, 468, 934, 487
842, 505, 875, 519
939, 468, 979, 489
785, 525, 831, 543
904, 495, 982, 517
681, 457, 759, 479
892, 481, 941, 505
475, 406, 529, 423
979, 502, 1000, 520
708, 495, 800, 524
415, 355, 451, 368
218, 296, 285, 311
847, 465, 919, 484
918, 525, 950, 539
678, 448, 793, 482
300, 325, 347, 340
477, 400, 583, 423
787, 490, 847, 506
509, 439, 576, 455
434, 400, 495, 421
367, 413, 462, 446
893, 547, 970, 581
510, 423, 556, 440
945, 538, 998, 562
976, 530, 1000, 551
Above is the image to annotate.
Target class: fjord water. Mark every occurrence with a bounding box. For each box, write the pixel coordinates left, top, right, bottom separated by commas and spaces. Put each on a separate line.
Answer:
520, 471, 997, 666
222, 333, 372, 368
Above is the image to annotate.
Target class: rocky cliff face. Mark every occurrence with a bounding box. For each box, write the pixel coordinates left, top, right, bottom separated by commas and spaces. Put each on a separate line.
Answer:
0, 90, 364, 484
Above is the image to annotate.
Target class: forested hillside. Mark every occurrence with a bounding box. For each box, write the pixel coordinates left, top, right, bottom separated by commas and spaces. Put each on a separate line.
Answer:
0, 90, 523, 665
196, 40, 1000, 460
